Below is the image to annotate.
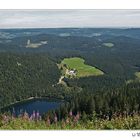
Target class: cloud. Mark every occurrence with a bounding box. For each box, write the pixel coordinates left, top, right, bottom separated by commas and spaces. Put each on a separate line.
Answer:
0, 10, 140, 28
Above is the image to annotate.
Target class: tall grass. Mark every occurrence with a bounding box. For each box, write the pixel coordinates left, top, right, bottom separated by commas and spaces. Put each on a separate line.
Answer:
0, 112, 140, 130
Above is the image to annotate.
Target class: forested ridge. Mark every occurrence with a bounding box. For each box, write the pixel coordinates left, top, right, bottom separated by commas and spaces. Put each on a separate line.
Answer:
0, 53, 61, 107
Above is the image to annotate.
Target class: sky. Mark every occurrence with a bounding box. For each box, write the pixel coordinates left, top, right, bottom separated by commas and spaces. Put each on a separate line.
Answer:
0, 10, 140, 28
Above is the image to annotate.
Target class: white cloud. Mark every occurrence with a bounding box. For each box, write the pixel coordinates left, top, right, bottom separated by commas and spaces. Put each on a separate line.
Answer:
0, 10, 140, 28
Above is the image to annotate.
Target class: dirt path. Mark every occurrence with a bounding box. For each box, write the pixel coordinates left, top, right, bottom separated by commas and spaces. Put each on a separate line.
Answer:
57, 76, 64, 84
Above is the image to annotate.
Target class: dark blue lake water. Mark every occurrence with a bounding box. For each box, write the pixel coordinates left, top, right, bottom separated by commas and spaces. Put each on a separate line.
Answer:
4, 98, 62, 116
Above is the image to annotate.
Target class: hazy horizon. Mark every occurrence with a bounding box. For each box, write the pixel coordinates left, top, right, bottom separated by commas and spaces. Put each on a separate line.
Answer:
0, 10, 140, 29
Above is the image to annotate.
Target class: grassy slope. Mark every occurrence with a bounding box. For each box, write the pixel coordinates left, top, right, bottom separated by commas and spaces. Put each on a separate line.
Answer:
61, 57, 104, 77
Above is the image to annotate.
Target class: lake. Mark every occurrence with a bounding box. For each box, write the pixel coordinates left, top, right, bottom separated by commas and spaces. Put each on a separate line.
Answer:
3, 98, 62, 116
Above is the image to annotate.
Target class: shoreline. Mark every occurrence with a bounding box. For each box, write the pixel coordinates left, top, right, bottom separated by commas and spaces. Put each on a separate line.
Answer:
0, 96, 64, 111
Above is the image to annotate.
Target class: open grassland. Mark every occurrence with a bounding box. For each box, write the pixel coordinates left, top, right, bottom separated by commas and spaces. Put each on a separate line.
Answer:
102, 42, 114, 48
61, 57, 104, 77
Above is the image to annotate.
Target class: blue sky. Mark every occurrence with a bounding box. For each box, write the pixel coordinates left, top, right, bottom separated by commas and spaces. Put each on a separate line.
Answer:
0, 10, 140, 28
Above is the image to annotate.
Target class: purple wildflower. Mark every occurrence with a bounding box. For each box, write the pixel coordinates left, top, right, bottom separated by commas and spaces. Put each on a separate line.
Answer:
36, 111, 40, 120
73, 112, 80, 124
74, 116, 78, 123
32, 111, 36, 120
76, 112, 80, 120
29, 115, 33, 121
54, 114, 58, 123
69, 110, 73, 117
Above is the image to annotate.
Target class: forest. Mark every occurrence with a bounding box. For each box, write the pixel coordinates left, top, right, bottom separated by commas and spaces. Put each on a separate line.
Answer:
0, 28, 140, 129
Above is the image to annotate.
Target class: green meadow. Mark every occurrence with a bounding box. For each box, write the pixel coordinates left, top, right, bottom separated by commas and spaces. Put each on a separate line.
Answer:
61, 57, 104, 77
102, 42, 114, 48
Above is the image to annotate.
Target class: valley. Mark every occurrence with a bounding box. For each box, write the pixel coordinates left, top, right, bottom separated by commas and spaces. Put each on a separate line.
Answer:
0, 28, 140, 129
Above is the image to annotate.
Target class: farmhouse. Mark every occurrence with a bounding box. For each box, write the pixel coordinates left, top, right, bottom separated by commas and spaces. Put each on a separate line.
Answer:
66, 69, 76, 76
69, 70, 76, 75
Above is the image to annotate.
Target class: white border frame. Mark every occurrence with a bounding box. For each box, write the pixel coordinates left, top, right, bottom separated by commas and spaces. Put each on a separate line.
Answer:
0, 0, 140, 140
0, 0, 140, 9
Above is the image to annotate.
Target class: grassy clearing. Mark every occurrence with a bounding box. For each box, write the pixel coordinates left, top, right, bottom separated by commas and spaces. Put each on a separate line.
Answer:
26, 40, 47, 48
102, 42, 114, 48
135, 72, 140, 79
61, 57, 104, 77
126, 72, 140, 84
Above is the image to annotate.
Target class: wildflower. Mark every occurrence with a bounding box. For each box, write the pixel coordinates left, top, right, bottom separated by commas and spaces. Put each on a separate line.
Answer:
69, 110, 73, 117
54, 114, 58, 123
73, 112, 80, 125
23, 111, 29, 120
46, 116, 50, 126
29, 115, 33, 121
76, 112, 80, 120
2, 114, 9, 124
3, 115, 7, 121
36, 111, 40, 120
32, 111, 36, 120
66, 117, 70, 124
74, 116, 78, 124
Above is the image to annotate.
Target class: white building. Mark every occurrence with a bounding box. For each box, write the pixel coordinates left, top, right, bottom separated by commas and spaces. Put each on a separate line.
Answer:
66, 69, 76, 76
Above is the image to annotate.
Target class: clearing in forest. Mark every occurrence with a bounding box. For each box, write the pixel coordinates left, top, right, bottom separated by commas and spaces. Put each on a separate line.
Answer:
102, 42, 114, 48
135, 72, 140, 79
60, 57, 104, 78
26, 39, 48, 48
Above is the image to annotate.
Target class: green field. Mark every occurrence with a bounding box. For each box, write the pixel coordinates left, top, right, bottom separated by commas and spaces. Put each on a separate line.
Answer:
26, 40, 48, 48
135, 72, 140, 79
102, 42, 114, 48
61, 57, 104, 77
